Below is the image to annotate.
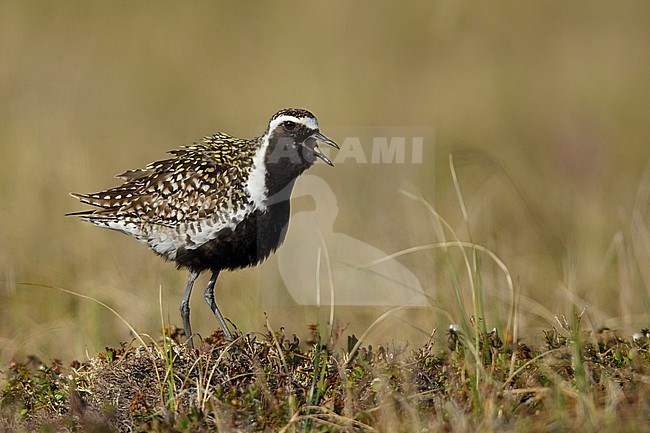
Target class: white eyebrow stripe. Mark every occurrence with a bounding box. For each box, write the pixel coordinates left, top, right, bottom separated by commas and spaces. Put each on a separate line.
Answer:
266, 115, 319, 135
298, 116, 318, 130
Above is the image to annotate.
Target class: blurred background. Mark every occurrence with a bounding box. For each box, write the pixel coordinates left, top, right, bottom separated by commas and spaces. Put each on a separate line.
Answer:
1, 2, 650, 362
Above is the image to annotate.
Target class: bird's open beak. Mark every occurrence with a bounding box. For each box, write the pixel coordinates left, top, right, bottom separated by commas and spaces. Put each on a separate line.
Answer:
306, 132, 339, 166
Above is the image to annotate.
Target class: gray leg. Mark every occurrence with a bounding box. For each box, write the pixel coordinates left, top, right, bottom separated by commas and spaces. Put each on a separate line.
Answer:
203, 270, 233, 340
180, 270, 200, 348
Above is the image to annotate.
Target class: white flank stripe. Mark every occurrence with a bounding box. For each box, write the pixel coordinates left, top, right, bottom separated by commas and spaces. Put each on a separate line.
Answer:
145, 204, 255, 258
184, 205, 251, 249
245, 135, 270, 211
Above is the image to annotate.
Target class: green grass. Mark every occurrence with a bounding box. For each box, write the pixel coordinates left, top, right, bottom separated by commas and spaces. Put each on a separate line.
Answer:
2, 321, 650, 432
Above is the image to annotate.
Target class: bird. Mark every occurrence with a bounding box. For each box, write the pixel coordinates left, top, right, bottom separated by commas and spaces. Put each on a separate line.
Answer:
68, 108, 339, 348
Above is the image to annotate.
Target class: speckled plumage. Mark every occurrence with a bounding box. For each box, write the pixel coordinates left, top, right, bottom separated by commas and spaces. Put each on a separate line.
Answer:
70, 133, 261, 259
69, 108, 338, 346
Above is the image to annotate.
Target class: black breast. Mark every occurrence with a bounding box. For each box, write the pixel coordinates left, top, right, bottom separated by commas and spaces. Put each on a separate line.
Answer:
174, 198, 291, 273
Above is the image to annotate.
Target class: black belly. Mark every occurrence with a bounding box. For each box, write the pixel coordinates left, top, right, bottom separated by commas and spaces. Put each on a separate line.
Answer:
174, 200, 291, 273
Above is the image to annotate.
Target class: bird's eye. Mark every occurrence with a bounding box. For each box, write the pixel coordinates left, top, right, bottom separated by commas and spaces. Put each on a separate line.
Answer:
283, 121, 296, 131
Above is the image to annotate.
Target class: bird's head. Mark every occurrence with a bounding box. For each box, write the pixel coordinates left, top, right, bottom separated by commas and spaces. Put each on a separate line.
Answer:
264, 108, 339, 169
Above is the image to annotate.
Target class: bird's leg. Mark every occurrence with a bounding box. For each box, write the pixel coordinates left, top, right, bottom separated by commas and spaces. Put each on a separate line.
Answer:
180, 270, 200, 348
204, 270, 233, 340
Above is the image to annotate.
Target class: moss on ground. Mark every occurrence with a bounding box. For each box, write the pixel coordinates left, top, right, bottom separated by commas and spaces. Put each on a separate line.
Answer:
2, 325, 650, 432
